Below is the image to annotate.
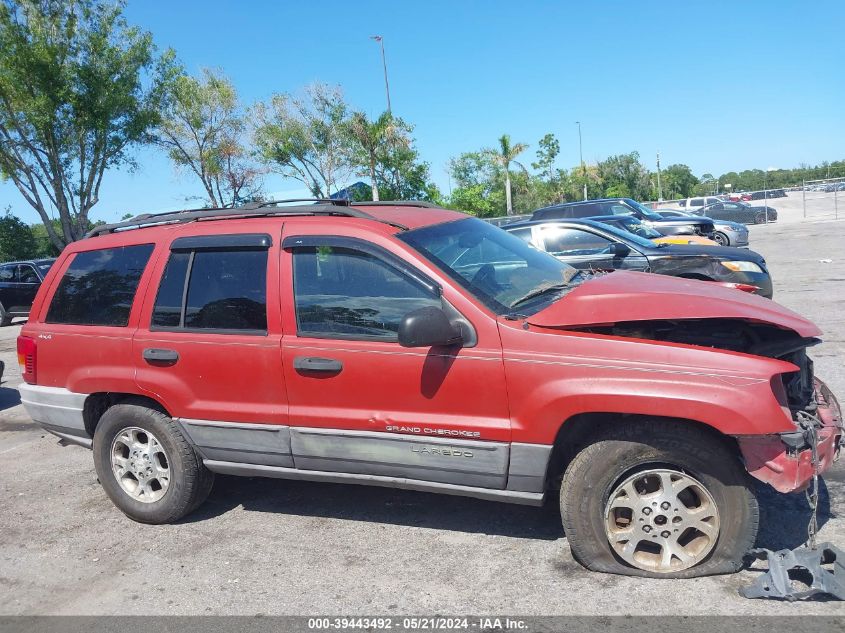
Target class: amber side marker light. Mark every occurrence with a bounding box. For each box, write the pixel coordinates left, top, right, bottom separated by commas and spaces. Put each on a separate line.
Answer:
17, 336, 36, 384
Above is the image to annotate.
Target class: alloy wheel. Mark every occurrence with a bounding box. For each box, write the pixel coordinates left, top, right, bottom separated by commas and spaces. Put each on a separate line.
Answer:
604, 468, 720, 573
110, 427, 171, 503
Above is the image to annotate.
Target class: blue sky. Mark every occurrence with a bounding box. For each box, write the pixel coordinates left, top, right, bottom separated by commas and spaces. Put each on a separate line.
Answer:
2, 0, 844, 224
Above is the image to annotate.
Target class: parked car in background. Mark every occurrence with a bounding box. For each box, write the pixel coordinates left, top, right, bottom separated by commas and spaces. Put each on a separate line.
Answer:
504, 218, 772, 297
0, 259, 55, 326
695, 201, 778, 225
17, 199, 841, 579
532, 198, 715, 238
485, 214, 531, 227
589, 215, 717, 246
678, 196, 723, 213
749, 189, 787, 200
654, 210, 749, 247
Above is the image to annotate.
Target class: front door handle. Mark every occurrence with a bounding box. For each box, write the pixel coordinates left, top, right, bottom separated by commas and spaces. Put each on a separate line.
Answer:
143, 348, 179, 366
293, 356, 343, 374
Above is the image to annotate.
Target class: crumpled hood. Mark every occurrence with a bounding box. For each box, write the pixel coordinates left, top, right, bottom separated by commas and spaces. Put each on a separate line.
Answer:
527, 270, 821, 337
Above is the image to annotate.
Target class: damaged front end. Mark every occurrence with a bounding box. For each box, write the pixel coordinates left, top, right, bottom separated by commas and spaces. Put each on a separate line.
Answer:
576, 317, 843, 494
738, 376, 842, 494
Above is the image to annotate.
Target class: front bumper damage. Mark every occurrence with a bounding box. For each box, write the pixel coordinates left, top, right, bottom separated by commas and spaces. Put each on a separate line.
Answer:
737, 378, 843, 493
738, 378, 845, 601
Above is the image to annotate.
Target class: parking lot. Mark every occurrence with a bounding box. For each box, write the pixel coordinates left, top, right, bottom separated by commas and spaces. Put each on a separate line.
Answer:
1, 216, 844, 616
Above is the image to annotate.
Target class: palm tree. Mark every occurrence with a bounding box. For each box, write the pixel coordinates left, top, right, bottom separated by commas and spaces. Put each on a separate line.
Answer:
487, 134, 528, 215
348, 111, 397, 201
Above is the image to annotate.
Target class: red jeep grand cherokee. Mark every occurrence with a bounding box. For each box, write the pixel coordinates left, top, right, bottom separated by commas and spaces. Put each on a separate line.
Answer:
17, 200, 842, 578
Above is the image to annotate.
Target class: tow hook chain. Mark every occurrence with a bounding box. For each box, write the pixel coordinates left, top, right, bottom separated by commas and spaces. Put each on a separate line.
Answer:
802, 413, 820, 551
741, 411, 845, 601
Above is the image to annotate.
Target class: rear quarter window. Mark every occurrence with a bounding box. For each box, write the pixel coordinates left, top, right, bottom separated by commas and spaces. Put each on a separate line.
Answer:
46, 244, 154, 326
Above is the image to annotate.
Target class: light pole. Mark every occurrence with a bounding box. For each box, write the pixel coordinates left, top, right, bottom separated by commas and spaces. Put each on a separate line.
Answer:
576, 121, 587, 200
370, 35, 392, 114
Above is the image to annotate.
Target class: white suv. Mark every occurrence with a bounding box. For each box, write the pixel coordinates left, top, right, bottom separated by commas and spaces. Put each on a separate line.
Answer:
679, 196, 723, 213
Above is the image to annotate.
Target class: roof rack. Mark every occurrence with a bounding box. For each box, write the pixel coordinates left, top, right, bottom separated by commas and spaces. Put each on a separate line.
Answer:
84, 198, 428, 238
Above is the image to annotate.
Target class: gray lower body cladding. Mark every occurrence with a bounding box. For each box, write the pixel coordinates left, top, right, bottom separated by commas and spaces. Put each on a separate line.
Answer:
180, 419, 550, 501
18, 385, 550, 504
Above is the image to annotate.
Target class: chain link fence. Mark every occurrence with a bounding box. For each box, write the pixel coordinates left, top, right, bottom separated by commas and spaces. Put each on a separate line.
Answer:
801, 177, 843, 219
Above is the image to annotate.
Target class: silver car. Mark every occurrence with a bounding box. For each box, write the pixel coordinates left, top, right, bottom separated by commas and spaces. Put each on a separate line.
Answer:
654, 209, 748, 247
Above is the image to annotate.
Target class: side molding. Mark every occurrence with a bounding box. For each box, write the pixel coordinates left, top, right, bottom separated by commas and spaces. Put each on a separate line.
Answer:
204, 460, 545, 506
290, 427, 510, 489
176, 419, 294, 467
507, 443, 553, 493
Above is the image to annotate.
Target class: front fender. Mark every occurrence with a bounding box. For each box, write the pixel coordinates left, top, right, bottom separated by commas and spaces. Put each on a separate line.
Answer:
499, 323, 797, 444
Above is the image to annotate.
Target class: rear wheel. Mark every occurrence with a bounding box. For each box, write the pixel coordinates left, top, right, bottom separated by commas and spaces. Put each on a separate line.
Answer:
93, 401, 213, 523
712, 231, 729, 246
560, 420, 758, 578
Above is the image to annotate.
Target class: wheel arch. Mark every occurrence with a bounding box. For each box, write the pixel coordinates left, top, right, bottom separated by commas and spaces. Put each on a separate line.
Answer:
83, 392, 171, 438
543, 412, 744, 491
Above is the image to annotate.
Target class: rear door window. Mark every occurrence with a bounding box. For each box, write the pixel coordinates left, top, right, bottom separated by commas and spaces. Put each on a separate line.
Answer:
46, 244, 154, 326
151, 246, 268, 334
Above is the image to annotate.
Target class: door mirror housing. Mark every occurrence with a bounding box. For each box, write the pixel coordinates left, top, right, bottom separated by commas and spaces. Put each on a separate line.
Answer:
609, 242, 631, 257
398, 306, 463, 348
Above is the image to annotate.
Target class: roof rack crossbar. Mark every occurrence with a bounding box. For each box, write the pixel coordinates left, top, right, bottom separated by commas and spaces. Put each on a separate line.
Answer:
84, 199, 415, 238
350, 200, 440, 209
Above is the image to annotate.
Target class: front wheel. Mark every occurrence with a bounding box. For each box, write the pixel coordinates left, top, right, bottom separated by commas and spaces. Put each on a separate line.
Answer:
754, 211, 767, 224
560, 421, 758, 578
712, 231, 729, 246
93, 400, 214, 524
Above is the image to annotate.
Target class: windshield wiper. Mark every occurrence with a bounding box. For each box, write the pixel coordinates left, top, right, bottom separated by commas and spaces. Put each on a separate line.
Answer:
509, 281, 571, 309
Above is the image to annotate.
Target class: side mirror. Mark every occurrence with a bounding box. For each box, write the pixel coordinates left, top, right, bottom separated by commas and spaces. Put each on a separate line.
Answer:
398, 306, 463, 348
609, 242, 630, 257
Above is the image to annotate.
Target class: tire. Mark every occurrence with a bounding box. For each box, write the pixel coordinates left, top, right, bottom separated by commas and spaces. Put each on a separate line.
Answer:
754, 211, 767, 224
712, 231, 729, 247
560, 420, 758, 578
0, 303, 12, 327
92, 400, 214, 524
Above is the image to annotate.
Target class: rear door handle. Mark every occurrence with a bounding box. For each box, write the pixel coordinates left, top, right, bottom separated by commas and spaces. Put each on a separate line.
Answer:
143, 348, 179, 365
293, 356, 343, 374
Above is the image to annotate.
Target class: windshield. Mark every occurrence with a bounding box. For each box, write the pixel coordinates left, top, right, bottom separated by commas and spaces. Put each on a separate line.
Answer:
36, 260, 53, 274
626, 199, 664, 221
611, 217, 662, 239
399, 217, 580, 314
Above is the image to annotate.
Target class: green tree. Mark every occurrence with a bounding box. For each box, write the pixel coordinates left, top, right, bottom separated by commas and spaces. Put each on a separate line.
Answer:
347, 111, 398, 201
660, 164, 698, 199
29, 220, 62, 257
532, 133, 560, 182
486, 135, 528, 215
370, 118, 439, 202
254, 83, 353, 198
447, 151, 504, 216
0, 0, 171, 249
596, 152, 651, 200
0, 208, 37, 260
156, 68, 262, 207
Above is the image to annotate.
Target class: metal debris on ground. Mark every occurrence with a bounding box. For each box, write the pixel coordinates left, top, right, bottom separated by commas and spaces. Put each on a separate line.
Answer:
741, 410, 845, 600
741, 544, 845, 600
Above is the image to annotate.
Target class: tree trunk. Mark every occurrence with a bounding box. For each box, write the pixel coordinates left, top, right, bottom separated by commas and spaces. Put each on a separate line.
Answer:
505, 170, 513, 215
370, 156, 379, 201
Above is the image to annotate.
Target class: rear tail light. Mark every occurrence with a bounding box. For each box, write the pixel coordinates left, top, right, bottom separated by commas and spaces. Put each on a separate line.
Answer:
17, 336, 36, 384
